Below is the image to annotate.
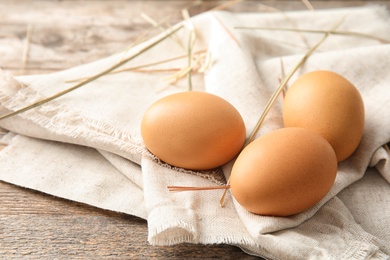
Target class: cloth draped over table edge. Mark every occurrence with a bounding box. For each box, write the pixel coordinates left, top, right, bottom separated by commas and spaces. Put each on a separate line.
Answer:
0, 5, 389, 259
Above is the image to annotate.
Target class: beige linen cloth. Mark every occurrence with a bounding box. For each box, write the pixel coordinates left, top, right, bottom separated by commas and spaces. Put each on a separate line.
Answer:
0, 6, 390, 259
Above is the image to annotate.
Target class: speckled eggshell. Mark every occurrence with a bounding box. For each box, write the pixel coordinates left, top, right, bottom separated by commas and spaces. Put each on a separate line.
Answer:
230, 127, 338, 217
283, 70, 365, 162
141, 91, 246, 170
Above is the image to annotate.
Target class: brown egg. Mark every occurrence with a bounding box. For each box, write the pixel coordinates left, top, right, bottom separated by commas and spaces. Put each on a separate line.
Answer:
283, 70, 365, 162
230, 127, 337, 217
141, 91, 246, 170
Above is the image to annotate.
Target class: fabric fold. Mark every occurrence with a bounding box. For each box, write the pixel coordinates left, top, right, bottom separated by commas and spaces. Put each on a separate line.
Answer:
0, 133, 147, 219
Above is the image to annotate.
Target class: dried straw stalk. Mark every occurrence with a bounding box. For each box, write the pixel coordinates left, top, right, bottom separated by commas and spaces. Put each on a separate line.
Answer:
66, 49, 208, 83
234, 26, 390, 44
0, 24, 184, 121
20, 24, 33, 75
210, 0, 244, 11
182, 8, 196, 91
301, 0, 315, 11
168, 185, 230, 192
218, 19, 346, 206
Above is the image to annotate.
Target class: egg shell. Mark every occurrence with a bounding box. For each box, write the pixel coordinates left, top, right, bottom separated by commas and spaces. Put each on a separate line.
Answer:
141, 91, 246, 170
230, 127, 338, 217
283, 70, 365, 162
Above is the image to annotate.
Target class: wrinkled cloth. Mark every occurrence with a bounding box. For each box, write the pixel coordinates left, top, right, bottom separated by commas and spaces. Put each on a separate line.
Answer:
1, 6, 390, 259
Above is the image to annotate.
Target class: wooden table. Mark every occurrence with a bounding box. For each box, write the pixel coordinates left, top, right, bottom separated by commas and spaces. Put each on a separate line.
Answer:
1, 1, 389, 258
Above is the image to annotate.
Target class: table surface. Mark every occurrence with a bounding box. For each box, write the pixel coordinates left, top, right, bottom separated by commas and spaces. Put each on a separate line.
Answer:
1, 0, 389, 258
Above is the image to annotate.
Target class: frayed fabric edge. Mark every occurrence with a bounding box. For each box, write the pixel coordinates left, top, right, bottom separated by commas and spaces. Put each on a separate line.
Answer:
0, 70, 227, 185
341, 241, 388, 260
148, 152, 227, 185
149, 230, 268, 259
149, 225, 258, 247
148, 220, 197, 245
0, 70, 145, 162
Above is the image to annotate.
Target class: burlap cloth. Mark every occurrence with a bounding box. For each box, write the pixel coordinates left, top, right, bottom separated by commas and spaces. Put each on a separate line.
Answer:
0, 6, 389, 259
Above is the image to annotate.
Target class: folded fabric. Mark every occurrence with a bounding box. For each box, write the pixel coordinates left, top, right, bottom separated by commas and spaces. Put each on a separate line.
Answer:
1, 6, 390, 259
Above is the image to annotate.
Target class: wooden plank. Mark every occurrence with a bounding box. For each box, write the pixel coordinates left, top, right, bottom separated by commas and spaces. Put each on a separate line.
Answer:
0, 181, 258, 258
1, 1, 388, 75
0, 1, 388, 258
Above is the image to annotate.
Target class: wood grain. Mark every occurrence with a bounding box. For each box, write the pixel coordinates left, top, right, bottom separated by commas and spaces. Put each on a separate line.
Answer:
1, 1, 389, 75
0, 1, 388, 258
0, 181, 258, 259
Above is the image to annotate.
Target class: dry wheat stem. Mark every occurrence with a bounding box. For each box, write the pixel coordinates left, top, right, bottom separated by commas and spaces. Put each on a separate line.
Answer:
168, 185, 230, 192
0, 24, 184, 121
214, 15, 241, 47
115, 49, 206, 73
116, 24, 163, 58
143, 13, 186, 52
207, 0, 284, 26
66, 49, 207, 83
20, 24, 33, 75
182, 8, 196, 91
161, 51, 211, 85
111, 16, 178, 63
235, 26, 390, 43
187, 33, 194, 91
218, 178, 232, 206
301, 0, 315, 11
126, 68, 182, 73
163, 66, 192, 84
210, 0, 244, 11
161, 52, 211, 85
249, 4, 312, 49
245, 33, 333, 145
280, 58, 288, 98
142, 13, 185, 51
212, 0, 280, 13
218, 22, 342, 207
